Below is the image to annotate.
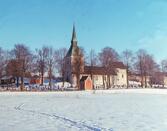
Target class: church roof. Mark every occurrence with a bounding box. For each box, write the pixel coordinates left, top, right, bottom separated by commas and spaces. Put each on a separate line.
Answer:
80, 76, 88, 82
110, 62, 127, 69
71, 25, 77, 42
66, 25, 80, 57
66, 44, 80, 57
83, 66, 116, 75
83, 62, 126, 75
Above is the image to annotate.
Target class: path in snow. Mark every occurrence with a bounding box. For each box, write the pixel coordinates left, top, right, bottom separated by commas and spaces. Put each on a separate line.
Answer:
14, 103, 110, 131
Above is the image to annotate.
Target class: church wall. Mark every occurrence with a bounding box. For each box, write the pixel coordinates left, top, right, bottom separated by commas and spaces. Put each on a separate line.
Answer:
82, 74, 108, 89
164, 77, 167, 87
93, 75, 105, 88
114, 68, 127, 86
64, 57, 72, 83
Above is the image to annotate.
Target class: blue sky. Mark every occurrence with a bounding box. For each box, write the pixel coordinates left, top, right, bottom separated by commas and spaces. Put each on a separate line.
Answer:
0, 0, 167, 62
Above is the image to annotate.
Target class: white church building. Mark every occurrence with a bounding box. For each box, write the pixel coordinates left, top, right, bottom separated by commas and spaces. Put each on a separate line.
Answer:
64, 25, 127, 90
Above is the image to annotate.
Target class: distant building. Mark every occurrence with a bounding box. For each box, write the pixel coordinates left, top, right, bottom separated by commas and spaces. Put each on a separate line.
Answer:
128, 73, 150, 87
152, 72, 167, 87
128, 72, 167, 88
64, 25, 127, 90
0, 76, 15, 85
30, 75, 41, 85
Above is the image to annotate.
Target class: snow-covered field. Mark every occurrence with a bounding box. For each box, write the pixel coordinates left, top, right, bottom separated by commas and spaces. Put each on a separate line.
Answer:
1, 89, 167, 131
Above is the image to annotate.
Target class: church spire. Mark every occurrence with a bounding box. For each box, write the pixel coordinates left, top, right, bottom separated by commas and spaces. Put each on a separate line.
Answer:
66, 24, 81, 57
71, 24, 77, 46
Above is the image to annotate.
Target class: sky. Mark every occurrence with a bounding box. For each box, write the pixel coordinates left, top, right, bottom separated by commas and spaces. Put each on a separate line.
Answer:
0, 0, 167, 62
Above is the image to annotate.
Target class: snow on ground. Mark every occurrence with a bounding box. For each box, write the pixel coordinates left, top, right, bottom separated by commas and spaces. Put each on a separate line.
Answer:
1, 89, 167, 131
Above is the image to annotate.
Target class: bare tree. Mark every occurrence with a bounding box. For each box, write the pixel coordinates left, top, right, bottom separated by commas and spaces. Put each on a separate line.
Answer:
79, 46, 88, 65
35, 46, 49, 86
6, 59, 21, 87
55, 48, 67, 85
158, 59, 167, 87
135, 49, 146, 87
88, 49, 97, 89
121, 49, 134, 88
145, 54, 159, 87
89, 49, 97, 67
12, 44, 32, 91
99, 47, 119, 66
0, 48, 11, 89
99, 47, 119, 88
135, 49, 158, 88
0, 47, 5, 79
47, 47, 55, 90
72, 48, 84, 90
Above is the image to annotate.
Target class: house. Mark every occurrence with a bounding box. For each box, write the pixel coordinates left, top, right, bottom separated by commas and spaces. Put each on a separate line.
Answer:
128, 73, 150, 87
80, 76, 92, 90
163, 75, 167, 87
30, 75, 41, 85
152, 72, 167, 87
64, 25, 127, 90
0, 76, 15, 85
128, 72, 167, 88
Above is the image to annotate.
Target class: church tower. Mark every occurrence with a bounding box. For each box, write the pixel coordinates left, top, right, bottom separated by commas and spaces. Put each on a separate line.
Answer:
64, 25, 84, 87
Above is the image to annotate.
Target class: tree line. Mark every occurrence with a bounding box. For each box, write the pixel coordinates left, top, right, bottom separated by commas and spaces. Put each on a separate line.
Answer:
0, 44, 67, 90
0, 44, 167, 90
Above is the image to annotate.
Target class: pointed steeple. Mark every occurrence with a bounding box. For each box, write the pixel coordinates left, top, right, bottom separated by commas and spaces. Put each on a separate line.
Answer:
71, 24, 77, 46
66, 24, 79, 57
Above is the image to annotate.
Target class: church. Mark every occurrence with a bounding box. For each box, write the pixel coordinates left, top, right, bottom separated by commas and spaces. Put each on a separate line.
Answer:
64, 25, 127, 90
